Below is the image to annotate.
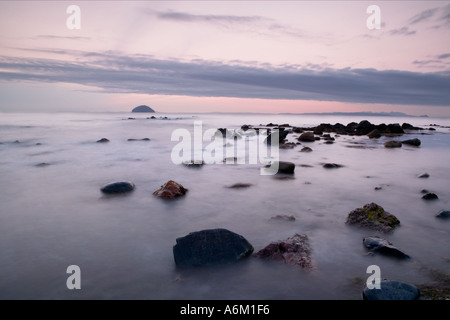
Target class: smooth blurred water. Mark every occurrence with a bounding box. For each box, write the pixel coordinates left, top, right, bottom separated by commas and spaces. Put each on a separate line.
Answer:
0, 112, 449, 299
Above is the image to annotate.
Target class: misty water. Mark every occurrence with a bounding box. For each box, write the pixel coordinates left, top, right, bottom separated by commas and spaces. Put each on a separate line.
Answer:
0, 112, 449, 299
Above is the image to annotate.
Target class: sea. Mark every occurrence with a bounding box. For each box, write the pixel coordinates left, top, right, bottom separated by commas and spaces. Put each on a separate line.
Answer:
0, 112, 449, 300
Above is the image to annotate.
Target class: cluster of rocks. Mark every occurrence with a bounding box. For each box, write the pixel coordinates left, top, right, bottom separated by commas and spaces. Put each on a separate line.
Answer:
100, 180, 187, 199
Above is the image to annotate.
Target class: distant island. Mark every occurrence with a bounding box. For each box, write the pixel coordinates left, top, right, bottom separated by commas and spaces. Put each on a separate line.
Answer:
132, 105, 155, 113
279, 111, 428, 118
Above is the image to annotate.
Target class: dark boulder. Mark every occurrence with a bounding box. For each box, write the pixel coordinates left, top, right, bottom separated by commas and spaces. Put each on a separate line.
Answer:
153, 180, 187, 199
384, 141, 402, 148
363, 236, 410, 259
363, 280, 420, 300
253, 234, 313, 269
298, 132, 315, 142
356, 120, 375, 135
173, 228, 254, 268
436, 210, 450, 219
402, 138, 421, 146
367, 129, 381, 139
100, 181, 135, 194
386, 123, 404, 134
346, 203, 400, 233
422, 193, 438, 200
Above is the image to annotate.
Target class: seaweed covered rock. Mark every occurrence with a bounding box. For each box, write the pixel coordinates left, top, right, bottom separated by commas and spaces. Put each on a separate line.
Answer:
253, 234, 313, 269
346, 203, 400, 233
153, 180, 187, 199
173, 228, 254, 268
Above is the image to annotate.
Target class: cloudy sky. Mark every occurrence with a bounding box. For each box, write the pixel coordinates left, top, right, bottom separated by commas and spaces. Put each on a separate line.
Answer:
0, 1, 449, 116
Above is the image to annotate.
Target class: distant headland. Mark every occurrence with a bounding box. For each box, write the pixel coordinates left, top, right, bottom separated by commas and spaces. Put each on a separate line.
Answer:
132, 105, 156, 113
279, 111, 428, 118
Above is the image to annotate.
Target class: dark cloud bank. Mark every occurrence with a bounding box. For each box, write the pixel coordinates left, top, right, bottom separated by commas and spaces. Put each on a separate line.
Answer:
0, 50, 449, 106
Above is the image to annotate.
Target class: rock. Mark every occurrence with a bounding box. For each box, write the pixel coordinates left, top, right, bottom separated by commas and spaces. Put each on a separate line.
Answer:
132, 105, 155, 113
367, 129, 381, 139
386, 123, 405, 134
298, 132, 315, 142
384, 141, 402, 148
300, 147, 313, 152
356, 120, 375, 135
101, 181, 135, 194
173, 228, 254, 268
270, 215, 296, 222
253, 234, 313, 269
363, 280, 420, 300
436, 210, 450, 218
323, 163, 342, 169
279, 142, 296, 149
153, 180, 187, 199
422, 193, 438, 200
227, 183, 252, 189
35, 162, 51, 167
266, 161, 295, 174
128, 138, 150, 141
374, 187, 382, 190
97, 138, 110, 143
241, 124, 251, 131
402, 123, 423, 130
402, 138, 421, 146
363, 236, 410, 259
324, 140, 334, 144
418, 173, 430, 178
346, 203, 400, 233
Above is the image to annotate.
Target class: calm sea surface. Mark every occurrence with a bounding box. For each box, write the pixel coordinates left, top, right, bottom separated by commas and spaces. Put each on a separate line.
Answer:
0, 112, 449, 299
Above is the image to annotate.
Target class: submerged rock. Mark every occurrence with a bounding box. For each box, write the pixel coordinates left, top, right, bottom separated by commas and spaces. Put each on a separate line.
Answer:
402, 138, 421, 146
101, 181, 135, 194
436, 210, 450, 219
418, 173, 430, 178
96, 138, 110, 143
153, 180, 187, 199
422, 193, 439, 200
227, 183, 253, 189
270, 215, 296, 222
300, 147, 313, 152
363, 236, 410, 259
173, 228, 254, 268
346, 203, 400, 233
363, 280, 420, 300
384, 141, 402, 148
298, 132, 315, 142
323, 163, 343, 169
253, 234, 313, 269
128, 138, 151, 141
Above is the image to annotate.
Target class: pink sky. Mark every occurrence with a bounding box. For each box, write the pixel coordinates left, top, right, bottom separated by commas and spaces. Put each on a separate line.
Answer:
0, 1, 449, 116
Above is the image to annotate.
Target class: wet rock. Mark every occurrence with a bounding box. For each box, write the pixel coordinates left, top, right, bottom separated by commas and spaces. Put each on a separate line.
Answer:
267, 161, 295, 174
35, 162, 51, 167
300, 147, 313, 152
386, 123, 405, 134
173, 228, 254, 268
418, 173, 429, 178
97, 138, 110, 143
346, 203, 400, 233
422, 193, 438, 200
101, 181, 135, 194
323, 163, 343, 169
384, 141, 402, 148
153, 180, 187, 199
363, 236, 410, 259
363, 280, 420, 300
279, 142, 297, 149
270, 215, 296, 222
253, 234, 313, 269
367, 129, 381, 139
298, 132, 315, 142
436, 210, 450, 219
402, 138, 421, 146
265, 129, 289, 145
227, 183, 253, 189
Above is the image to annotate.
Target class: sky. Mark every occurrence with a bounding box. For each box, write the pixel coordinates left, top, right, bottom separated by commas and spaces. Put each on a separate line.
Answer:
0, 1, 449, 116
